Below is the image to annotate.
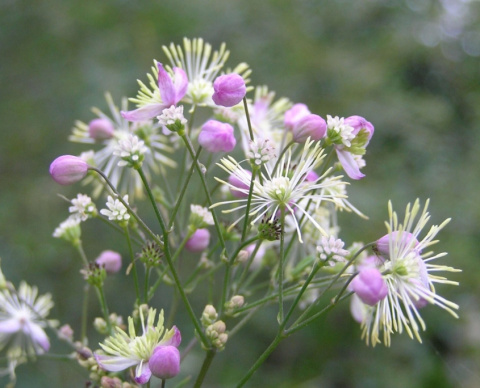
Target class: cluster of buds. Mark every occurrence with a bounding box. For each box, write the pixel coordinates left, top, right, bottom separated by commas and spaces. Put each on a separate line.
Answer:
200, 305, 228, 351
81, 263, 107, 288
137, 241, 164, 268
224, 295, 245, 317
93, 314, 124, 335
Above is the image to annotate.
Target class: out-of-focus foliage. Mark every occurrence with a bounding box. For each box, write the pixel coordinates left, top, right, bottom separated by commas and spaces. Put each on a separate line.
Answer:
1, 0, 479, 386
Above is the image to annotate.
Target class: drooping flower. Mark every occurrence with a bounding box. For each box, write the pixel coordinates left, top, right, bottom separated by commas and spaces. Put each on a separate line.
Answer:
121, 62, 188, 122
198, 120, 236, 153
0, 282, 55, 380
356, 199, 460, 346
49, 155, 89, 185
212, 139, 347, 242
326, 115, 374, 180
95, 308, 181, 384
212, 73, 246, 107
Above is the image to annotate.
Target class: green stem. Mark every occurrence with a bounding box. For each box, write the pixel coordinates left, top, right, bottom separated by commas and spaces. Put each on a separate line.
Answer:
94, 285, 111, 333
277, 206, 286, 324
124, 226, 141, 305
193, 349, 216, 388
144, 267, 151, 304
243, 97, 254, 141
236, 333, 284, 387
136, 165, 210, 347
80, 284, 89, 344
75, 242, 89, 267
169, 146, 203, 230
241, 168, 258, 242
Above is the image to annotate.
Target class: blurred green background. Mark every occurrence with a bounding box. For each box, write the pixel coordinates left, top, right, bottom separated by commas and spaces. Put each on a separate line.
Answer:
1, 0, 480, 387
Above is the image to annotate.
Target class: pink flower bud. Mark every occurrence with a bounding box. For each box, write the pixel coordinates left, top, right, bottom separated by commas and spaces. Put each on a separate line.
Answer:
88, 118, 115, 140
284, 103, 311, 130
198, 120, 236, 153
95, 250, 122, 274
186, 229, 210, 252
148, 345, 181, 380
344, 115, 374, 142
212, 73, 246, 107
228, 170, 252, 198
350, 267, 388, 306
49, 155, 89, 185
375, 231, 420, 258
292, 114, 327, 143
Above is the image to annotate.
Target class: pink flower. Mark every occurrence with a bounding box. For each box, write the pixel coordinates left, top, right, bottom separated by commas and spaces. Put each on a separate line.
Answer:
198, 120, 236, 152
121, 63, 188, 122
212, 73, 246, 107
350, 267, 388, 306
95, 250, 122, 274
148, 345, 181, 379
292, 114, 327, 143
49, 155, 89, 185
185, 229, 211, 252
88, 118, 114, 140
344, 115, 374, 144
284, 103, 310, 130
375, 231, 420, 259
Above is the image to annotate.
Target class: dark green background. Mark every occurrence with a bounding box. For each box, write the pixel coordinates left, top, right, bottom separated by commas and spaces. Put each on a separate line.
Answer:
1, 0, 479, 387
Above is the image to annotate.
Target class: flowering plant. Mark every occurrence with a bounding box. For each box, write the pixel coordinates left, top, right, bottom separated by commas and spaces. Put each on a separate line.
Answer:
0, 37, 460, 387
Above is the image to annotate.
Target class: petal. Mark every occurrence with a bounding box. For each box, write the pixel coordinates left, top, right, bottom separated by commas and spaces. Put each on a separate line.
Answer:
157, 63, 175, 107
0, 318, 22, 334
336, 148, 365, 180
95, 353, 140, 372
135, 360, 152, 384
25, 322, 50, 352
121, 104, 166, 122
160, 325, 182, 347
172, 67, 188, 103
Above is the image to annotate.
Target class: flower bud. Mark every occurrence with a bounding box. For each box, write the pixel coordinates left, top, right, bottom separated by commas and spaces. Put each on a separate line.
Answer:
305, 170, 319, 182
212, 73, 246, 107
284, 103, 310, 130
344, 115, 374, 140
201, 304, 218, 327
375, 231, 420, 258
292, 114, 327, 143
49, 155, 89, 185
198, 120, 236, 153
148, 345, 181, 380
95, 250, 122, 274
350, 267, 388, 306
185, 229, 210, 252
88, 118, 114, 140
228, 170, 252, 198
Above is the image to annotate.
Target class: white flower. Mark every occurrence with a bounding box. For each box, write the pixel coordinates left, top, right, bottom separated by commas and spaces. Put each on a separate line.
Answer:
113, 134, 148, 167
326, 115, 355, 147
95, 308, 180, 385
100, 195, 131, 223
0, 282, 55, 380
317, 236, 350, 266
69, 194, 96, 221
190, 204, 214, 227
358, 199, 460, 347
157, 105, 188, 127
212, 139, 347, 242
52, 217, 81, 243
247, 138, 276, 166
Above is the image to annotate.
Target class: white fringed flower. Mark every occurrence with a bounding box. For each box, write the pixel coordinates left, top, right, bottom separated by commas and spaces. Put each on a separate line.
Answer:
113, 134, 148, 168
317, 236, 350, 266
358, 199, 460, 347
69, 194, 97, 221
212, 139, 347, 242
